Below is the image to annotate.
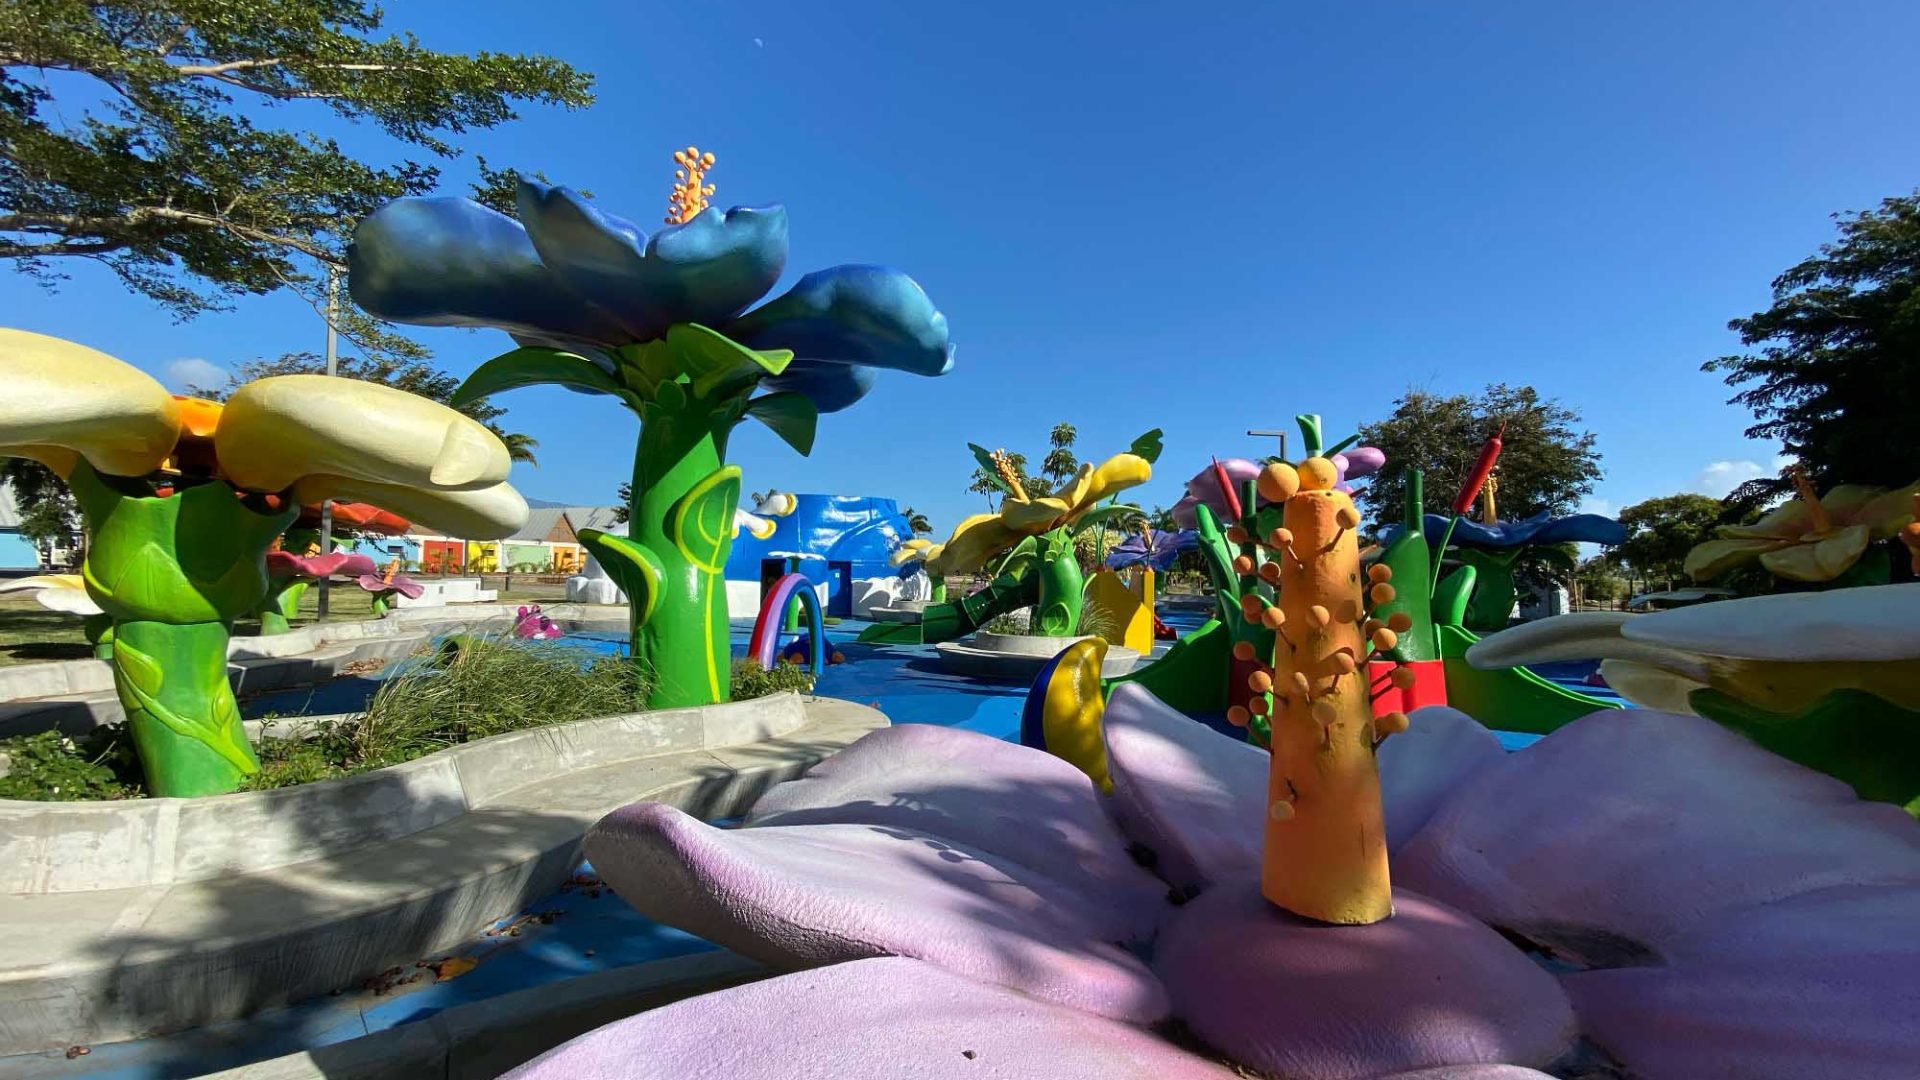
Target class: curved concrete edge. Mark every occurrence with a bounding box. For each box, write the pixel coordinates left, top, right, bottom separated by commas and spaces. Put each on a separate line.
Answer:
934, 636, 1141, 681
0, 697, 886, 1055
191, 951, 770, 1080
2, 693, 814, 895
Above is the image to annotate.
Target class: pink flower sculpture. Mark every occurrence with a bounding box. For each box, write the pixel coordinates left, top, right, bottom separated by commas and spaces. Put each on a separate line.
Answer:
508, 689, 1920, 1080
266, 550, 380, 581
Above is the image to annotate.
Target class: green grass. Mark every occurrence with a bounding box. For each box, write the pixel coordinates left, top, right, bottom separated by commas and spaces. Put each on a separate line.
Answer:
0, 597, 94, 667
0, 638, 816, 800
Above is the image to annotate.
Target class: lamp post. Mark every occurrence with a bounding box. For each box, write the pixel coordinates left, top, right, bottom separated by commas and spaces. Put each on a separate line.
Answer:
315, 266, 340, 620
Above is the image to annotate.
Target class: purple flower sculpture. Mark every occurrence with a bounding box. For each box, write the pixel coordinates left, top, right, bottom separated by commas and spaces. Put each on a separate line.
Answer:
508, 689, 1920, 1080
1172, 449, 1385, 528
1105, 529, 1198, 572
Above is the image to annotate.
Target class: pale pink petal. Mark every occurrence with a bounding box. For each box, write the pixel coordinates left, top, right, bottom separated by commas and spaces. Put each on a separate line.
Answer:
1156, 885, 1577, 1080
1101, 683, 1266, 893
1395, 710, 1920, 965
1378, 706, 1505, 854
1563, 882, 1920, 1080
585, 803, 1168, 1021
748, 724, 1170, 939
504, 957, 1234, 1080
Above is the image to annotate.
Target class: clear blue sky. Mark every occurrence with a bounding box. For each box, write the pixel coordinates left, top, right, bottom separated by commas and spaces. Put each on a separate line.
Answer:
6, 0, 1918, 535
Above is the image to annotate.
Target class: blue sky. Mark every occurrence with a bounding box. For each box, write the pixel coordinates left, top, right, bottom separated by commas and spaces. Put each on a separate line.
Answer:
6, 1, 1917, 536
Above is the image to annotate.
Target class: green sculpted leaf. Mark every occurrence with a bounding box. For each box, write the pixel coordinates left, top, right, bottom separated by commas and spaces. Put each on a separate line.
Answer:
578, 529, 664, 627
1071, 503, 1144, 535
967, 443, 1013, 494
744, 392, 819, 456
670, 466, 743, 574
112, 634, 164, 698
668, 323, 794, 398
1691, 688, 1920, 816
654, 378, 689, 412
450, 347, 624, 407
1128, 428, 1165, 465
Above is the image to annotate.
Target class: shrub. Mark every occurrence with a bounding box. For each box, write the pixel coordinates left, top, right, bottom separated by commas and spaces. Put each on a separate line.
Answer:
0, 729, 139, 801
729, 658, 815, 700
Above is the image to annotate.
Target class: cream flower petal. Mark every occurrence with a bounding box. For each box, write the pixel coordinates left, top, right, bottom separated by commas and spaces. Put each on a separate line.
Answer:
1758, 524, 1870, 581
1848, 480, 1920, 538
0, 574, 103, 617
290, 476, 528, 540
1683, 536, 1792, 581
216, 374, 511, 494
1001, 496, 1072, 535
0, 328, 181, 478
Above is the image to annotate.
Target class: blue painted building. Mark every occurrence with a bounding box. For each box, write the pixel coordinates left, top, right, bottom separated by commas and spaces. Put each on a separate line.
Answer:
0, 484, 46, 570
724, 494, 914, 617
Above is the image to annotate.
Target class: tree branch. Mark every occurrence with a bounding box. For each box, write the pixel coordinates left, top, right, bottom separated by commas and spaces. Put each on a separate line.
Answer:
0, 208, 337, 262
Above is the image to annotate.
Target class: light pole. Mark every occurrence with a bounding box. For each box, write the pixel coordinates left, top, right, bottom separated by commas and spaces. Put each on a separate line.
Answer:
315, 266, 340, 620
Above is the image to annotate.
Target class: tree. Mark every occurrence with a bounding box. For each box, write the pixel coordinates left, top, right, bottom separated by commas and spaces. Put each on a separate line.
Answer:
1706, 192, 1920, 505
1042, 422, 1079, 487
1356, 384, 1603, 525
1575, 555, 1628, 607
0, 457, 78, 563
612, 482, 631, 525
1615, 493, 1726, 589
902, 506, 932, 534
199, 351, 539, 464
0, 0, 593, 326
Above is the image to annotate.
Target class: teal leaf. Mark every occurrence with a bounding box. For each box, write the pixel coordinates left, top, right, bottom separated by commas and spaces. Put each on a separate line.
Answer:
450, 348, 624, 407
967, 443, 1012, 494
1128, 428, 1165, 465
1071, 503, 1144, 535
667, 323, 795, 398
744, 391, 819, 456
654, 379, 688, 411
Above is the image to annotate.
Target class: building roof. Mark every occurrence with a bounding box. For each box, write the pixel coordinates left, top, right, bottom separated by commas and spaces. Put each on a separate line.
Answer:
507, 507, 567, 543
564, 506, 626, 533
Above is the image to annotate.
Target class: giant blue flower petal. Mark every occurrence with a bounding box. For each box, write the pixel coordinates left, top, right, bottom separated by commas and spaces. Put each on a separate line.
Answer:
761, 362, 877, 414
517, 182, 787, 344
1413, 511, 1627, 549
348, 197, 629, 345
726, 265, 954, 377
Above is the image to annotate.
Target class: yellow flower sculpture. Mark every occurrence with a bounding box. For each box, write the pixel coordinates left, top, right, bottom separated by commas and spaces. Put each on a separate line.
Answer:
0, 328, 529, 796
1685, 467, 1920, 584
927, 449, 1151, 636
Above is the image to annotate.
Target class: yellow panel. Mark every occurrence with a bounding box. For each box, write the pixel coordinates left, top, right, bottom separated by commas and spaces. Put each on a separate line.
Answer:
1083, 569, 1152, 653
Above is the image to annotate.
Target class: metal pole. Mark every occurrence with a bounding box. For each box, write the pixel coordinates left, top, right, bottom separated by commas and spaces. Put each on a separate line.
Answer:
316, 267, 340, 621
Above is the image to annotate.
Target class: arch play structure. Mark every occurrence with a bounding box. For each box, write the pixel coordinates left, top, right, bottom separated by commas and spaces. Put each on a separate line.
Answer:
747, 572, 838, 676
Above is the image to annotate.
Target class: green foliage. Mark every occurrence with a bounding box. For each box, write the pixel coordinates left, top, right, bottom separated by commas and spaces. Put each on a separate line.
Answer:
727, 658, 814, 700
1706, 192, 1920, 504
902, 506, 932, 534
1042, 422, 1079, 487
1574, 557, 1629, 605
1357, 384, 1603, 525
1616, 493, 1729, 585
0, 729, 139, 800
981, 609, 1031, 635
0, 0, 593, 319
0, 458, 78, 555
965, 443, 1028, 508
248, 635, 645, 789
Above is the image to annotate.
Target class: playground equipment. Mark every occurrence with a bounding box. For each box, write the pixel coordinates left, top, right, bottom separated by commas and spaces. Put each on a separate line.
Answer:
0, 328, 528, 795
351, 147, 953, 710
1684, 466, 1919, 586
860, 431, 1161, 647
746, 572, 842, 676
514, 604, 564, 640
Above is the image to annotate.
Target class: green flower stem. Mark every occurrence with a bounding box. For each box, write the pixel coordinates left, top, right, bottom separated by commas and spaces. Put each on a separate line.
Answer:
930, 580, 947, 603
626, 394, 739, 709
67, 463, 294, 796
112, 620, 257, 797
1034, 529, 1085, 636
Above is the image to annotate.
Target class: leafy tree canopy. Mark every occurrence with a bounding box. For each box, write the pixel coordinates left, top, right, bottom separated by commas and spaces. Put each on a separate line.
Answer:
1706, 192, 1920, 505
0, 0, 593, 322
1356, 383, 1603, 526
1614, 493, 1727, 585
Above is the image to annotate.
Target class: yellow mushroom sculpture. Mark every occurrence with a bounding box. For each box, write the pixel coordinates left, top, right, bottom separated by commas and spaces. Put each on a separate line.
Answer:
0, 328, 529, 796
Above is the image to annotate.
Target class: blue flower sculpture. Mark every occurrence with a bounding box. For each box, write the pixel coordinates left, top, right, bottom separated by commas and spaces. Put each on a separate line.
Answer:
345, 171, 955, 713
348, 180, 953, 414
1105, 529, 1199, 573
1411, 510, 1627, 549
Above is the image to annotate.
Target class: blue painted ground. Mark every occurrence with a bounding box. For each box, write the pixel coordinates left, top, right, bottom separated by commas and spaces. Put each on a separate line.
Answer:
17, 606, 1579, 1077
